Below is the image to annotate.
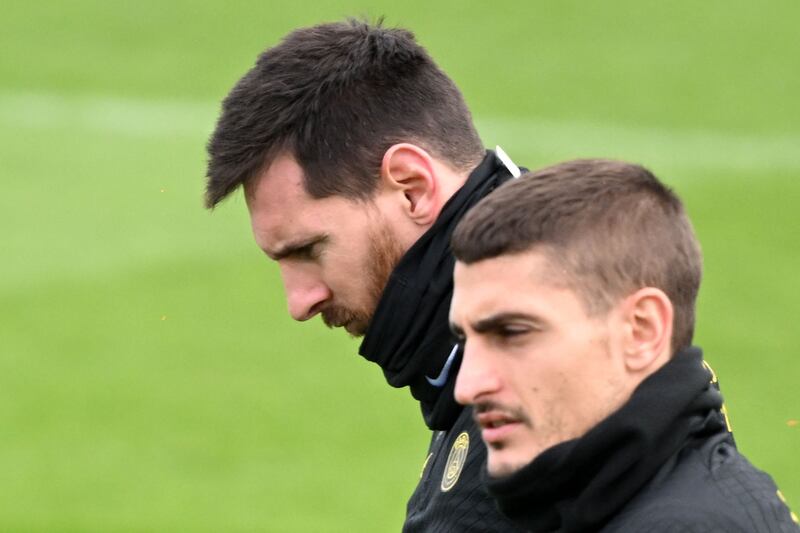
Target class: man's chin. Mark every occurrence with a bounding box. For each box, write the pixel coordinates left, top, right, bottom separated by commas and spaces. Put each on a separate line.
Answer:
322, 313, 370, 337
343, 320, 369, 337
487, 452, 528, 479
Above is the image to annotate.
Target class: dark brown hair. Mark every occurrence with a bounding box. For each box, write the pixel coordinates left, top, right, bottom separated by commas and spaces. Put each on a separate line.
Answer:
451, 159, 702, 352
205, 18, 484, 208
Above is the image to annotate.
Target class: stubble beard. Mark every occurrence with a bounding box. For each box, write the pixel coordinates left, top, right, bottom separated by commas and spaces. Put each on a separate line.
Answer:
321, 221, 405, 337
474, 400, 535, 478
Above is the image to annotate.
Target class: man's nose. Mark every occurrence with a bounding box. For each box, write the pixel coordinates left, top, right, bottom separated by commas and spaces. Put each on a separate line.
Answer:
454, 341, 502, 406
279, 265, 331, 321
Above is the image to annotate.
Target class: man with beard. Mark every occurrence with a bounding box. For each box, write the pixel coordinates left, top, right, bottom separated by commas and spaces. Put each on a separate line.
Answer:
205, 19, 522, 531
449, 159, 799, 532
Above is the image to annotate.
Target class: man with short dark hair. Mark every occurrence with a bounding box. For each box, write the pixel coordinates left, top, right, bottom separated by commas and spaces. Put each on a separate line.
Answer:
206, 19, 522, 531
449, 159, 800, 532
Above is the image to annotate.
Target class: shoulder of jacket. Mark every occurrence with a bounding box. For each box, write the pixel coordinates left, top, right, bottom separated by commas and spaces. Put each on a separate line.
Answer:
604, 501, 747, 533
604, 441, 797, 533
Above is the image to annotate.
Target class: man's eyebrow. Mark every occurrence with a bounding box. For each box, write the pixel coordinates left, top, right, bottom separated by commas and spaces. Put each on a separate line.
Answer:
449, 321, 465, 338
471, 312, 538, 333
266, 235, 328, 261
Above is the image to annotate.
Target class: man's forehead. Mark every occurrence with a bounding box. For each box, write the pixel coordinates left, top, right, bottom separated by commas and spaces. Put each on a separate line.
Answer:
247, 166, 371, 257
246, 154, 311, 209
246, 152, 334, 226
452, 259, 521, 318
249, 202, 325, 257
454, 252, 549, 286
452, 252, 575, 316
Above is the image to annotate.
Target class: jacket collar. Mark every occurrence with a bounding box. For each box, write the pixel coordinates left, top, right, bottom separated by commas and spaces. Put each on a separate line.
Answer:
359, 150, 515, 429
487, 347, 729, 532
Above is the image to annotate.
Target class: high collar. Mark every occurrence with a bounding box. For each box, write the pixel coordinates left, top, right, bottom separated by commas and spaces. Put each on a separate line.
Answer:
359, 150, 515, 430
487, 347, 729, 533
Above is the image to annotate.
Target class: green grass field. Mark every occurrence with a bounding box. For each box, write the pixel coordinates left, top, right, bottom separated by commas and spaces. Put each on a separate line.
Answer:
2, 1, 798, 531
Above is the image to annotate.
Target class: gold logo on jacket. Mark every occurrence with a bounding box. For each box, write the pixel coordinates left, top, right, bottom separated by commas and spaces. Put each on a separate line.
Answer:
441, 432, 469, 492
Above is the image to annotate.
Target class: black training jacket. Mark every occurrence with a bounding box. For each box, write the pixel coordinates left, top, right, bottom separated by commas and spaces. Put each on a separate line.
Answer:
487, 348, 800, 533
360, 150, 524, 532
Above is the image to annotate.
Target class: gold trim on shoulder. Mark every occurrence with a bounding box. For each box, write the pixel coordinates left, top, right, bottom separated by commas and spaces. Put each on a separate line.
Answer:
420, 453, 433, 479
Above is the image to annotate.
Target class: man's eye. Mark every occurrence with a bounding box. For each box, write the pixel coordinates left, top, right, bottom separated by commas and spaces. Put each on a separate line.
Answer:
294, 245, 319, 260
496, 326, 531, 339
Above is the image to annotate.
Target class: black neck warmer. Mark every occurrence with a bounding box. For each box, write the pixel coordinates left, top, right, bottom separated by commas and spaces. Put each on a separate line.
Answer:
359, 151, 515, 430
487, 347, 727, 533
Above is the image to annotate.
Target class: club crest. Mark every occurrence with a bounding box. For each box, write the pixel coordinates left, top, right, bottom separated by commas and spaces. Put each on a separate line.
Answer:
441, 432, 469, 492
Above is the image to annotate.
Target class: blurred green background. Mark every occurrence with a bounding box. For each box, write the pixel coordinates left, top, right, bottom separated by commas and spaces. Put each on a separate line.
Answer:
1, 1, 798, 531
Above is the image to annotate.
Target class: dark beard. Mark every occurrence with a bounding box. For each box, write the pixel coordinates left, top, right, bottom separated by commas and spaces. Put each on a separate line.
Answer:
321, 221, 404, 337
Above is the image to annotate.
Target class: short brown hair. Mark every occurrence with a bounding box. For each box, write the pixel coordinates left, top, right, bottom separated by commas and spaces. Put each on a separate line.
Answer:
205, 19, 484, 208
451, 159, 702, 352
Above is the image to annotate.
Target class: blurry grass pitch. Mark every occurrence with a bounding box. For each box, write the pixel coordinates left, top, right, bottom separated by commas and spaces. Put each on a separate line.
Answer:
1, 1, 798, 531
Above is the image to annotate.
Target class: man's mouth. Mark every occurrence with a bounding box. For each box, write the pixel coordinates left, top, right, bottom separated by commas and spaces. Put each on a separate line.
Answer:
321, 310, 369, 337
322, 309, 353, 329
474, 410, 524, 446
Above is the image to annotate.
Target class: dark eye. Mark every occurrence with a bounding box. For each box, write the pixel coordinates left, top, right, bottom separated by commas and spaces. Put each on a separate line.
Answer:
293, 244, 320, 261
500, 325, 528, 336
493, 324, 534, 343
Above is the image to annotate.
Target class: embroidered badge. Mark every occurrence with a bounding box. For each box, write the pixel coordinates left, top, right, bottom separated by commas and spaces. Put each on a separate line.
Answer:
441, 432, 469, 492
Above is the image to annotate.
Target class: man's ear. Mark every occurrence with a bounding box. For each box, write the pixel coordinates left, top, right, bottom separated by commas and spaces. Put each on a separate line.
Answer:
619, 287, 674, 373
380, 143, 438, 225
